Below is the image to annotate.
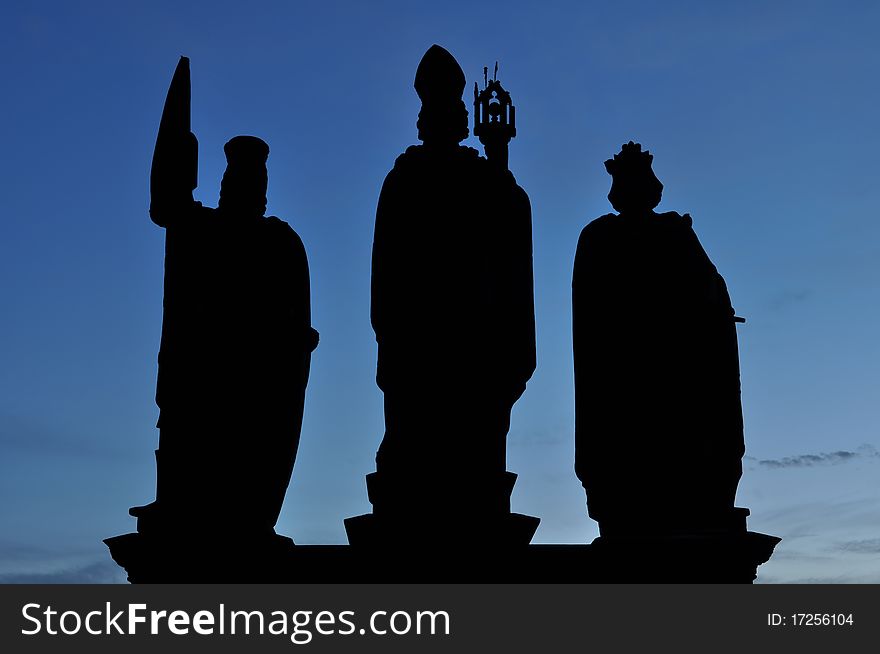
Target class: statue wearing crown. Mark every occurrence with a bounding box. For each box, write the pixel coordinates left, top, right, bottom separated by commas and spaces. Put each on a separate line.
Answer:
573, 142, 748, 539
347, 45, 538, 546
128, 58, 319, 546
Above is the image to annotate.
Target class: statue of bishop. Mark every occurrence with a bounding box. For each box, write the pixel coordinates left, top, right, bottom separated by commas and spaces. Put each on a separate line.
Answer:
348, 45, 538, 545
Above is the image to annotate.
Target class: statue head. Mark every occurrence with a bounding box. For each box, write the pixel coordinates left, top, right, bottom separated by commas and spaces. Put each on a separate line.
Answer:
414, 45, 469, 145
218, 135, 269, 218
605, 141, 663, 214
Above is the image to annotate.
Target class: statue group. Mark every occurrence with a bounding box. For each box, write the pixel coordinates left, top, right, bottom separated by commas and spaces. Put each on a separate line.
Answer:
105, 46, 778, 582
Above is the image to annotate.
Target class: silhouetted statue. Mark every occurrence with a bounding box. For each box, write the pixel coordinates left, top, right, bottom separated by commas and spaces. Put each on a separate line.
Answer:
573, 142, 746, 537
132, 57, 319, 541
346, 45, 538, 546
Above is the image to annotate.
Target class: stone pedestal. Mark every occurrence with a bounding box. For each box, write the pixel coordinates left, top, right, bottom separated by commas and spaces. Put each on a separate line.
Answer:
104, 531, 296, 583
105, 536, 779, 583
344, 469, 540, 548
106, 481, 777, 583
585, 506, 780, 582
586, 531, 781, 583
104, 499, 300, 583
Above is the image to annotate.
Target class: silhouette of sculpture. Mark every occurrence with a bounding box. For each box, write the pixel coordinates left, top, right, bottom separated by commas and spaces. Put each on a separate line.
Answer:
104, 61, 778, 584
130, 57, 319, 543
346, 45, 538, 546
573, 142, 747, 537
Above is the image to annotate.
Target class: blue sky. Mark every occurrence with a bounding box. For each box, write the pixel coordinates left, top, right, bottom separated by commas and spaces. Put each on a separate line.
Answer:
1, 0, 878, 583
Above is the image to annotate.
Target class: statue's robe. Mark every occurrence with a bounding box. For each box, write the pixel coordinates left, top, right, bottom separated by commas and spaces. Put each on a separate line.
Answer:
371, 144, 535, 522
573, 210, 744, 535
151, 202, 315, 535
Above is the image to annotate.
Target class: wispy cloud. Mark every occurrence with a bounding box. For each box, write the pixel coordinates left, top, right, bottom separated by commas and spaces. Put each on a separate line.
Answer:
757, 572, 880, 584
755, 445, 879, 469
741, 456, 880, 583
769, 549, 835, 563
835, 539, 880, 554
0, 560, 126, 584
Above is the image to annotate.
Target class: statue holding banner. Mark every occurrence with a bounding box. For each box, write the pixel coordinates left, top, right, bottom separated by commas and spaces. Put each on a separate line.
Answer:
131, 57, 319, 541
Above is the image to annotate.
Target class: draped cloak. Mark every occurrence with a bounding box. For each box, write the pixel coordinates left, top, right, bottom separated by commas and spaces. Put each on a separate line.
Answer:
151, 202, 315, 534
370, 144, 535, 517
573, 210, 745, 535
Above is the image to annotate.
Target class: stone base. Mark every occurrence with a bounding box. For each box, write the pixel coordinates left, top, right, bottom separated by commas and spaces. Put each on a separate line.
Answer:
105, 531, 779, 583
104, 531, 296, 583
586, 531, 781, 583
344, 468, 541, 548
344, 511, 540, 548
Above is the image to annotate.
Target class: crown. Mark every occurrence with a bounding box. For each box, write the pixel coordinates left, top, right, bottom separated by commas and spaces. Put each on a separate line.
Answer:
604, 141, 653, 176
604, 141, 663, 212
414, 44, 466, 104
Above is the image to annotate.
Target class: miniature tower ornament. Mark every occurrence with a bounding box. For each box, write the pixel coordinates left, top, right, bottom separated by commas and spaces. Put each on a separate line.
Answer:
473, 62, 516, 169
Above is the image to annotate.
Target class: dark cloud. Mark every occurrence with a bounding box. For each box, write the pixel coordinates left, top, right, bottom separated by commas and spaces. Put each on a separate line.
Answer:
509, 422, 571, 447
0, 540, 82, 563
766, 288, 813, 312
0, 412, 129, 460
0, 560, 126, 584
757, 445, 879, 469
